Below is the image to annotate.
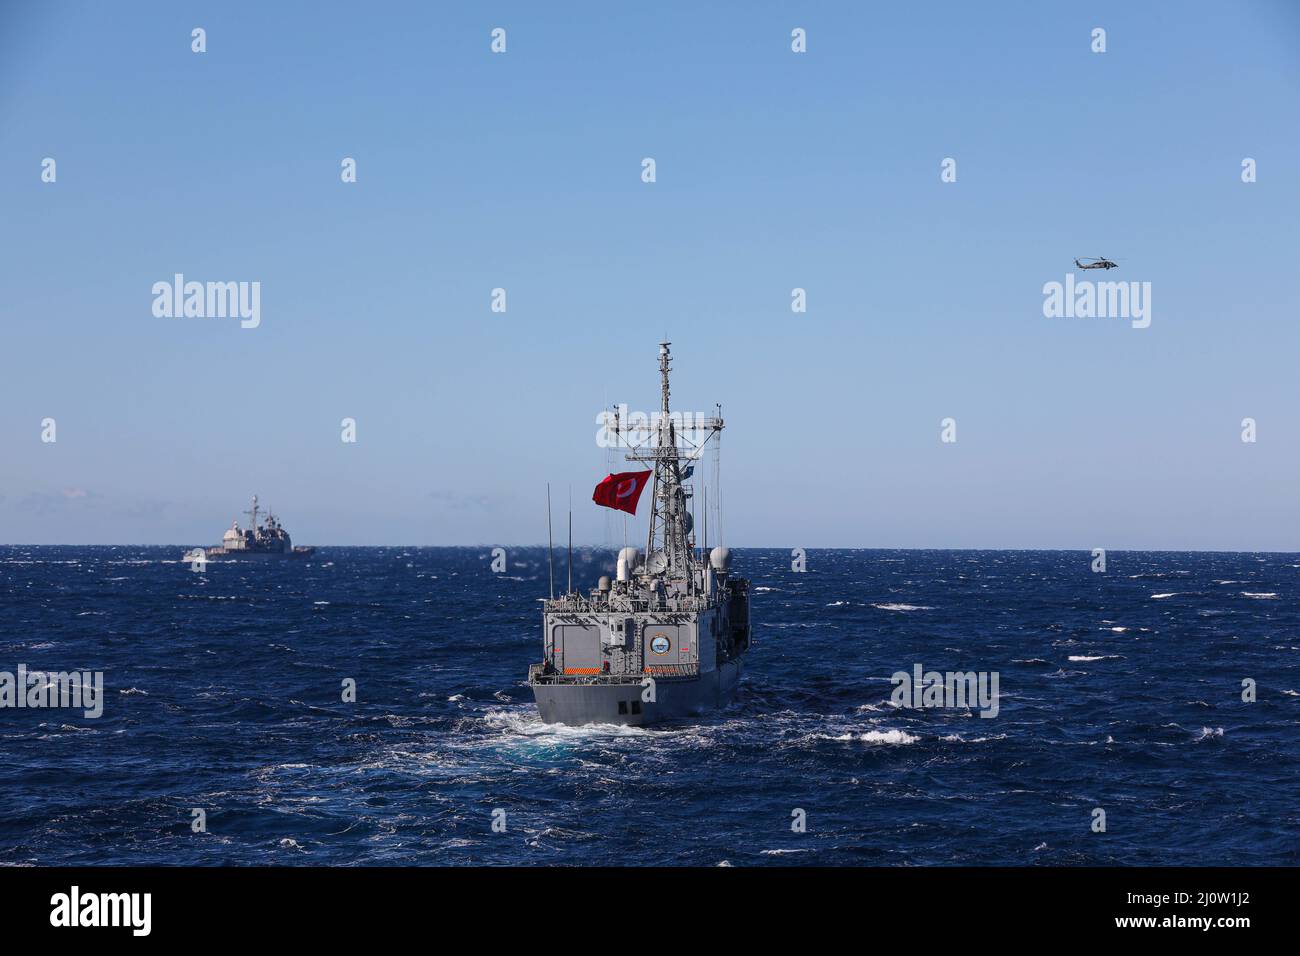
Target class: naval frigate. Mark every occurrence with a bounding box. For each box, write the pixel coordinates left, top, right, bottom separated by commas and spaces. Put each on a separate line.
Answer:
528, 342, 751, 726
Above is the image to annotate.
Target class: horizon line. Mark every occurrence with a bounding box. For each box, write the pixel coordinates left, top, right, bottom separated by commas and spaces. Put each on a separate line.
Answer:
0, 543, 1297, 555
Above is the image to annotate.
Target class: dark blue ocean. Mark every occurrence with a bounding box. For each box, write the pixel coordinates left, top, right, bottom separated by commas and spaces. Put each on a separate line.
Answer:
1, 546, 1297, 866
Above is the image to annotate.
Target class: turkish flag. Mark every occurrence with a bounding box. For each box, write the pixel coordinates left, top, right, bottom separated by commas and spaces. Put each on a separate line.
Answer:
592, 470, 652, 515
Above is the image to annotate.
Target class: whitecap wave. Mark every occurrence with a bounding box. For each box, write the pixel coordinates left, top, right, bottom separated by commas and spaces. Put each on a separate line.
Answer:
831, 729, 918, 745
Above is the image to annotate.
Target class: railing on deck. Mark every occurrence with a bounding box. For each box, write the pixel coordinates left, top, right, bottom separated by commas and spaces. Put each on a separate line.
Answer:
527, 662, 699, 685
642, 663, 698, 678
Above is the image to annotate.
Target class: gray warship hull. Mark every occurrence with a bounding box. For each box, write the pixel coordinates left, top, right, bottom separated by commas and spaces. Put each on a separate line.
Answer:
531, 658, 742, 727
201, 546, 315, 561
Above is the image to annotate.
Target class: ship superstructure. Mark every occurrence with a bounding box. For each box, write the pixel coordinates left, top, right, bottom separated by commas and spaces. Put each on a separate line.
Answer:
528, 342, 751, 725
187, 495, 315, 561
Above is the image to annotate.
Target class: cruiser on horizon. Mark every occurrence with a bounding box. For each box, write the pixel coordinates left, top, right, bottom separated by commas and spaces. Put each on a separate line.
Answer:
185, 495, 315, 563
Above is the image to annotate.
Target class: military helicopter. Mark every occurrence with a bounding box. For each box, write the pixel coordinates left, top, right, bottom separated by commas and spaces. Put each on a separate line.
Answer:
1074, 256, 1119, 270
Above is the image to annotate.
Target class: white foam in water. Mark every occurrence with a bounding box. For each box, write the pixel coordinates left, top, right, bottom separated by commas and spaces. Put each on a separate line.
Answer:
832, 729, 918, 745
1241, 592, 1277, 599
871, 603, 933, 612
482, 706, 654, 743
1195, 726, 1225, 741
1150, 593, 1178, 599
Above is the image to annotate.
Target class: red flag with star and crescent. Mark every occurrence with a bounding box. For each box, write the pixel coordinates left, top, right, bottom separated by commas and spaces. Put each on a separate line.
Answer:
592, 470, 652, 515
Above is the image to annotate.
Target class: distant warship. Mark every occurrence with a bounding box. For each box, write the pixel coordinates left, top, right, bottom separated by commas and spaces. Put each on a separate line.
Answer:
186, 496, 315, 562
528, 342, 751, 726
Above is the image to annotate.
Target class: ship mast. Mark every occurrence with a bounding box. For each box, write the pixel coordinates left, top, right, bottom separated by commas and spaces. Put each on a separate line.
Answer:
622, 342, 723, 580
244, 495, 260, 530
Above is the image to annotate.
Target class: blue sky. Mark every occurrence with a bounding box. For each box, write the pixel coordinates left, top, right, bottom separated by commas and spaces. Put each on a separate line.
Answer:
2, 1, 1299, 548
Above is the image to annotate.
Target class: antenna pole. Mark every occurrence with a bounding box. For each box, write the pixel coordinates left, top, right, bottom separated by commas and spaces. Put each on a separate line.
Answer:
567, 486, 573, 596
703, 485, 708, 557
715, 403, 723, 548
546, 484, 554, 600
692, 480, 698, 564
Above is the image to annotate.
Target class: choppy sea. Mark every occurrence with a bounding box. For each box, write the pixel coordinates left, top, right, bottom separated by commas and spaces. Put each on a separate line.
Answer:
1, 546, 1297, 865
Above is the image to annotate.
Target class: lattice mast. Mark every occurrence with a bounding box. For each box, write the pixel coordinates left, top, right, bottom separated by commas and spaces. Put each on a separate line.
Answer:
621, 342, 723, 580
